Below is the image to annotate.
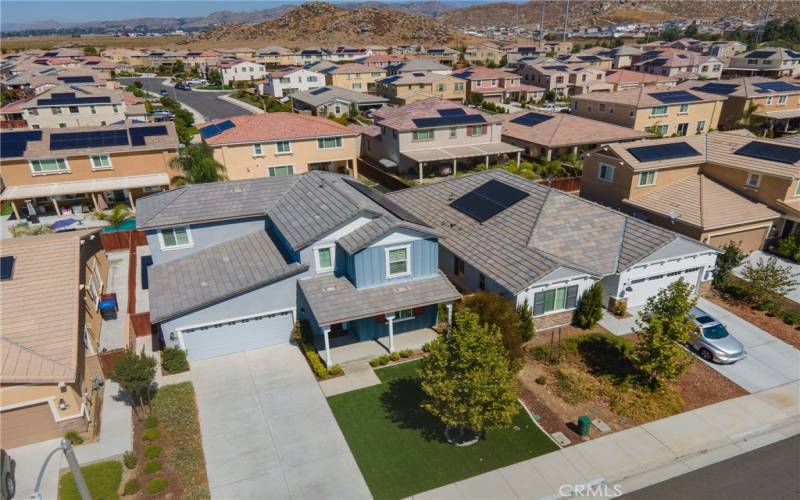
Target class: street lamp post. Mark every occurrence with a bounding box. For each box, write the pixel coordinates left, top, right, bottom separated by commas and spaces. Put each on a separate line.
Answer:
32, 440, 90, 500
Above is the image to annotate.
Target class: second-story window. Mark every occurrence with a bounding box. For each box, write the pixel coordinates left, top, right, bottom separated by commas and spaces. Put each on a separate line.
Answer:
745, 173, 761, 188
449, 127, 457, 139
678, 103, 689, 114
159, 227, 193, 250
112, 104, 119, 113
638, 170, 657, 187
253, 143, 263, 156
275, 141, 291, 154
30, 158, 69, 173
317, 137, 343, 149
386, 245, 410, 278
52, 107, 63, 115
650, 105, 668, 116
598, 163, 615, 182
315, 244, 335, 273
69, 106, 80, 114
779, 95, 788, 105
467, 125, 487, 137
90, 105, 97, 115
454, 255, 465, 276
90, 154, 112, 169
412, 129, 434, 141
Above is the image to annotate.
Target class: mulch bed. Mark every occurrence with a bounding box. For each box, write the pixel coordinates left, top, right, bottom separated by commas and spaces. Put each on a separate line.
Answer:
526, 323, 614, 347
703, 288, 800, 350
131, 412, 183, 499
675, 358, 748, 410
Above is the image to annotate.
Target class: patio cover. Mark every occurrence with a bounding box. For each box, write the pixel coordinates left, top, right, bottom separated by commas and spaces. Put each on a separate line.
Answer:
402, 142, 523, 163
299, 271, 460, 327
752, 108, 800, 120
0, 173, 170, 200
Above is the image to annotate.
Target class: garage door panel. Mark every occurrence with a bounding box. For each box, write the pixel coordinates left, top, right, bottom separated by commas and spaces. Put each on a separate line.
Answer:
709, 227, 768, 253
1, 403, 60, 449
626, 268, 701, 308
182, 311, 294, 362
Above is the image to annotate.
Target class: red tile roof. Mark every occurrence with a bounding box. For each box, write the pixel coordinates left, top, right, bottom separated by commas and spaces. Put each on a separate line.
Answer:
200, 113, 358, 145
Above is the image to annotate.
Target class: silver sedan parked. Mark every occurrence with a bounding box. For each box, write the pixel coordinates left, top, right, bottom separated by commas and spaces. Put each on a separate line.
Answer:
689, 306, 746, 364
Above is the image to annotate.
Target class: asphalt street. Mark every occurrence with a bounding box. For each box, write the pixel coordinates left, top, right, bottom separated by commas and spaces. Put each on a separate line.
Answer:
118, 77, 250, 121
622, 435, 800, 500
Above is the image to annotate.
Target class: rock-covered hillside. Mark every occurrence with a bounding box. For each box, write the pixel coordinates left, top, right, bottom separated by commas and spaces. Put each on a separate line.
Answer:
198, 2, 464, 46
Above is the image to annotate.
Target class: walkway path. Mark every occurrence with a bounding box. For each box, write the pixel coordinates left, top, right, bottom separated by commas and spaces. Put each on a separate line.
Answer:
99, 250, 129, 351
319, 361, 381, 397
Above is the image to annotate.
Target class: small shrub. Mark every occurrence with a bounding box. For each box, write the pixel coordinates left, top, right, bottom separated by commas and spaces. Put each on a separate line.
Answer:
143, 444, 162, 459
535, 375, 547, 385
378, 354, 390, 365
762, 300, 781, 317
123, 478, 141, 496
422, 342, 432, 353
612, 300, 627, 317
781, 309, 800, 325
399, 348, 413, 358
64, 431, 83, 445
143, 460, 162, 474
574, 282, 604, 328
161, 346, 189, 373
553, 366, 603, 404
328, 364, 343, 376
389, 351, 400, 361
145, 477, 169, 495
369, 357, 382, 367
143, 416, 159, 429
123, 451, 138, 470
142, 428, 161, 441
305, 350, 329, 379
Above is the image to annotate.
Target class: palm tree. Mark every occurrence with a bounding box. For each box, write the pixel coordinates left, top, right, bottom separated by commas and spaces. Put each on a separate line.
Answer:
170, 143, 227, 186
737, 101, 761, 129
95, 204, 133, 229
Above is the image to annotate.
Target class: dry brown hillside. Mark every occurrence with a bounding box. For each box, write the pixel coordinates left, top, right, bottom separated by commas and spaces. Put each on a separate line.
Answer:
198, 2, 473, 47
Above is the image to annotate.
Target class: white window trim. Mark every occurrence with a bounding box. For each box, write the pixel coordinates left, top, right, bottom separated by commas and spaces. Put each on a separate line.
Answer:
385, 244, 411, 278
745, 173, 761, 188
598, 163, 615, 183
677, 104, 689, 115
252, 143, 264, 157
316, 136, 344, 151
268, 164, 294, 177
314, 243, 335, 273
158, 226, 194, 251
412, 129, 435, 142
638, 170, 657, 187
89, 153, 113, 170
394, 308, 415, 323
650, 106, 668, 117
275, 141, 293, 155
28, 157, 70, 175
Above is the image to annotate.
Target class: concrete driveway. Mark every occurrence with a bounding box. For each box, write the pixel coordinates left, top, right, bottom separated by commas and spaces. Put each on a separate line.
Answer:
190, 343, 370, 499
695, 298, 800, 393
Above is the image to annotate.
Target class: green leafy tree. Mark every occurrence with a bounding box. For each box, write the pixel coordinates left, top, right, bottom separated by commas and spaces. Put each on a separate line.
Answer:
574, 281, 604, 329
561, 151, 584, 172
95, 203, 133, 228
172, 59, 185, 75
518, 299, 535, 342
661, 27, 682, 42
684, 22, 699, 38
83, 45, 97, 55
419, 309, 519, 438
778, 231, 800, 263
459, 291, 525, 371
170, 143, 228, 185
634, 279, 696, 387
740, 257, 798, 305
737, 101, 761, 129
499, 54, 508, 67
713, 241, 747, 288
110, 349, 157, 417
207, 68, 222, 86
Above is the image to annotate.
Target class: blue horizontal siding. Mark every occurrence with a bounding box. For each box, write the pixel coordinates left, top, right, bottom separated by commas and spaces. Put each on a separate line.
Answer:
349, 237, 439, 288
353, 305, 437, 341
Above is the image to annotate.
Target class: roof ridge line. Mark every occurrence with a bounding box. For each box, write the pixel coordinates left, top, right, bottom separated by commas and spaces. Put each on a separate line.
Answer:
137, 185, 190, 227
698, 173, 705, 227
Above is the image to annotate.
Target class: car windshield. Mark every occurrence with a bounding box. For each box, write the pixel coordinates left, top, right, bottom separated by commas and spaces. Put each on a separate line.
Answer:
703, 324, 729, 339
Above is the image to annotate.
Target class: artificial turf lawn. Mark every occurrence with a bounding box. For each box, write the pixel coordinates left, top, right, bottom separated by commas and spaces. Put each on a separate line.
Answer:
327, 360, 559, 500
59, 460, 123, 500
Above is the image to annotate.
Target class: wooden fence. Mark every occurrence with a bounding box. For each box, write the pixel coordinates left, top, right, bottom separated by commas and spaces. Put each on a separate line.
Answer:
357, 159, 412, 192
538, 176, 581, 193
100, 230, 146, 251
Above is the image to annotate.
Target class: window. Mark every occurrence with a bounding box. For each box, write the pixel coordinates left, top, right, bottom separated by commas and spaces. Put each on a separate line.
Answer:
795, 181, 800, 197
268, 165, 294, 177
779, 95, 788, 105
52, 107, 63, 115
454, 255, 465, 276
83, 326, 95, 354
307, 76, 318, 82
412, 129, 434, 141
275, 141, 291, 154
437, 84, 445, 92
352, 83, 362, 90
745, 173, 761, 188
58, 123, 67, 128
315, 244, 335, 272
650, 105, 668, 116
395, 309, 414, 322
599, 103, 605, 112
86, 260, 103, 305
629, 107, 635, 117
371, 72, 382, 77
676, 122, 689, 136
468, 125, 486, 136
159, 227, 192, 250
587, 104, 592, 112
253, 143, 264, 156
479, 273, 486, 290
766, 96, 773, 105
598, 163, 615, 182
678, 103, 689, 114
279, 77, 291, 84
386, 245, 410, 277
317, 137, 342, 149
697, 121, 706, 133
454, 82, 465, 91
90, 105, 97, 115
30, 158, 68, 173
638, 170, 657, 187
27, 108, 39, 116
532, 285, 579, 316
449, 128, 457, 139
90, 154, 111, 169
112, 104, 119, 113
69, 106, 80, 114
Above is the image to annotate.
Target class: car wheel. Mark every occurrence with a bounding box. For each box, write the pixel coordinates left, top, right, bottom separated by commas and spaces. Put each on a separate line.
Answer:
699, 348, 714, 362
6, 472, 15, 498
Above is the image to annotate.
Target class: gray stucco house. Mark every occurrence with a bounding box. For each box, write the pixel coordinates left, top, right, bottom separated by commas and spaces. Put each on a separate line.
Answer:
136, 171, 459, 364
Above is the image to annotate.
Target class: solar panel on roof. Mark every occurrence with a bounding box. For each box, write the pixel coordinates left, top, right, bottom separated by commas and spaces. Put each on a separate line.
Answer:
438, 108, 466, 117
746, 50, 775, 59
693, 82, 739, 95
510, 112, 553, 127
57, 76, 94, 83
0, 256, 14, 281
129, 125, 168, 146
650, 90, 702, 104
411, 114, 486, 128
84, 61, 100, 65
309, 87, 331, 95
787, 50, 800, 59
450, 180, 528, 223
37, 92, 112, 106
50, 129, 129, 150
43, 51, 58, 57
0, 130, 42, 158
542, 65, 568, 71
752, 81, 800, 93
627, 142, 702, 162
199, 120, 235, 139
734, 141, 800, 165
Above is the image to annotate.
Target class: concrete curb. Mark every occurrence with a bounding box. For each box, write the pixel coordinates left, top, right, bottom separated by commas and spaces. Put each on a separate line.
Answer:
217, 93, 264, 114
139, 82, 206, 124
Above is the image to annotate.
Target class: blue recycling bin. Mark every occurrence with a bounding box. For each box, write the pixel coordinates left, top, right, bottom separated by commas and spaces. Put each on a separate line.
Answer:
99, 293, 118, 320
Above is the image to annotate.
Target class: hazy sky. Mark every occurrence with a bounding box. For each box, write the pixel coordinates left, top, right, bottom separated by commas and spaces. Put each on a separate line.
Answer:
1, 0, 516, 25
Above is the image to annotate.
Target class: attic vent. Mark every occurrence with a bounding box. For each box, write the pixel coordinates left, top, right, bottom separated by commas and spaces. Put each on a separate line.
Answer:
392, 286, 410, 293
0, 256, 15, 280
323, 285, 340, 292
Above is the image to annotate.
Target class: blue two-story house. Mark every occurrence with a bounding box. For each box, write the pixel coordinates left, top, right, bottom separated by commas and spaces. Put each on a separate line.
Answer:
136, 171, 460, 364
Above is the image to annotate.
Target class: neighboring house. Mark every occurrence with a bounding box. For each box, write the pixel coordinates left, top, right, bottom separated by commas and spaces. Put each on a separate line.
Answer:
255, 46, 294, 67
465, 41, 504, 65
20, 85, 129, 129
0, 229, 107, 448
360, 97, 522, 179
1, 68, 111, 95
580, 131, 798, 251
726, 47, 800, 78
386, 59, 452, 76
216, 60, 267, 86
516, 63, 610, 97
557, 54, 615, 70
692, 40, 747, 58
500, 110, 652, 161
632, 50, 723, 80
324, 63, 387, 93
682, 77, 800, 132
228, 47, 257, 61
289, 86, 388, 117
604, 69, 678, 91
261, 67, 324, 97
387, 169, 718, 328
452, 67, 544, 103
198, 113, 360, 179
329, 46, 372, 62
375, 72, 466, 105
100, 48, 150, 67
420, 47, 460, 65
137, 171, 460, 365
0, 122, 178, 219
588, 45, 643, 69
392, 45, 419, 55
362, 54, 409, 69
571, 86, 725, 137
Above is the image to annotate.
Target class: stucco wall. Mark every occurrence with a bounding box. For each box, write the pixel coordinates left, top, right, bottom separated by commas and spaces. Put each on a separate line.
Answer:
146, 217, 267, 265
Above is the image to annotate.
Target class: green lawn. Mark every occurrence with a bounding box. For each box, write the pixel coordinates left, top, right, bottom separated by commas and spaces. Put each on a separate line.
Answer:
59, 460, 123, 500
327, 360, 559, 499
1, 202, 13, 216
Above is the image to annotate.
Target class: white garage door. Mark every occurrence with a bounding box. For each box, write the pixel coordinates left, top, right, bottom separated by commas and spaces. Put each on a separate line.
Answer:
181, 310, 294, 362
626, 267, 702, 308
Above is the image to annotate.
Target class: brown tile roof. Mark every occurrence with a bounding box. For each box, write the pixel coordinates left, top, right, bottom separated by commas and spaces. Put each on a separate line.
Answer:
199, 112, 358, 145
501, 110, 653, 147
572, 85, 726, 108
329, 63, 383, 75
622, 174, 779, 230
681, 76, 800, 98
604, 69, 678, 86
1, 229, 100, 384
372, 97, 501, 131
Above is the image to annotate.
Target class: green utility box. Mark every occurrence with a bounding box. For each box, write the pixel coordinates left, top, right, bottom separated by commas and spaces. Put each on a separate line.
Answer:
577, 416, 591, 437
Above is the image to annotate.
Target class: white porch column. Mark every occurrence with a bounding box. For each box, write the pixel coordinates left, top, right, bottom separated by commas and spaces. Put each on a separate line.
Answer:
485, 154, 489, 168
446, 303, 453, 325
51, 198, 60, 215
418, 162, 423, 181
385, 313, 396, 353
90, 193, 99, 211
322, 326, 332, 368
516, 151, 521, 167
452, 158, 457, 176
126, 189, 136, 210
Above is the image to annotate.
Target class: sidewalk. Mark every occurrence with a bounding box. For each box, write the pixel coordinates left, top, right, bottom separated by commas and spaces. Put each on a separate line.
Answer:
99, 250, 130, 350
414, 381, 800, 499
218, 93, 265, 114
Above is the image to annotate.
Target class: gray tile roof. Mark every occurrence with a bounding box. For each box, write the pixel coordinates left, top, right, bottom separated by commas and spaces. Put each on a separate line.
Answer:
387, 170, 705, 293
148, 230, 307, 323
289, 86, 388, 108
299, 271, 460, 326
337, 216, 443, 255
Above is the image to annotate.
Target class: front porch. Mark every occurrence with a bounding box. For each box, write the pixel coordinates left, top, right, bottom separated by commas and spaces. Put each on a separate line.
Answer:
315, 327, 437, 365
